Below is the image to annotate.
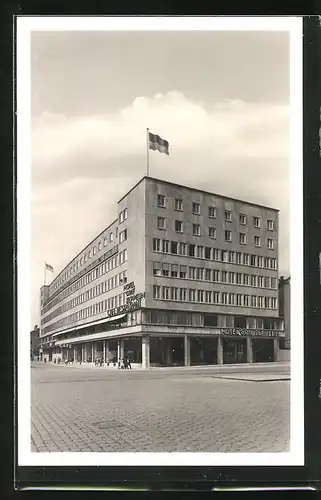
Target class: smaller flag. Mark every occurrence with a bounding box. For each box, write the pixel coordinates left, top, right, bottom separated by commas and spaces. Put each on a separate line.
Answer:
149, 132, 169, 155
45, 262, 54, 273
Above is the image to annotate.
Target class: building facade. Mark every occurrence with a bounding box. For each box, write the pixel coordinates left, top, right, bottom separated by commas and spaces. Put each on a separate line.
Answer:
30, 325, 40, 361
278, 276, 291, 359
39, 176, 285, 368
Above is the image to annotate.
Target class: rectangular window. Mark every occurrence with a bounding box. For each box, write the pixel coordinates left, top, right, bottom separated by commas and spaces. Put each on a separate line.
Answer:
205, 247, 211, 260
235, 252, 242, 264
175, 220, 183, 233
229, 293, 235, 305
162, 286, 170, 300
193, 224, 201, 236
264, 257, 270, 268
196, 245, 204, 258
153, 262, 162, 276
119, 229, 128, 243
264, 297, 270, 309
157, 194, 165, 207
258, 256, 264, 268
243, 253, 249, 265
258, 296, 264, 308
110, 232, 114, 242
213, 292, 220, 303
189, 267, 196, 279
192, 202, 201, 215
179, 265, 187, 278
205, 269, 212, 281
251, 295, 257, 308
239, 214, 247, 225
254, 236, 260, 247
197, 290, 204, 303
236, 272, 242, 284
258, 276, 264, 288
243, 274, 250, 286
213, 248, 220, 261
213, 270, 220, 282
179, 288, 187, 301
157, 217, 166, 230
179, 242, 187, 255
225, 210, 232, 222
162, 240, 169, 253
221, 271, 228, 283
221, 250, 228, 262
222, 292, 228, 305
162, 263, 170, 277
189, 289, 196, 302
271, 297, 277, 309
171, 241, 178, 254
271, 258, 277, 269
250, 275, 257, 287
267, 238, 274, 250
153, 238, 161, 252
205, 291, 212, 303
228, 251, 235, 263
236, 294, 243, 306
188, 244, 195, 257
267, 219, 274, 231
250, 254, 257, 266
229, 272, 235, 284
171, 287, 179, 301
264, 277, 270, 288
208, 205, 216, 218
253, 216, 261, 228
175, 198, 183, 211
209, 226, 216, 239
196, 268, 204, 280
240, 233, 247, 245
243, 294, 250, 307
171, 264, 178, 277
271, 277, 277, 289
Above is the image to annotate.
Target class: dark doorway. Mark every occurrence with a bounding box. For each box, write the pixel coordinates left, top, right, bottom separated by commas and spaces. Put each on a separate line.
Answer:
252, 338, 274, 363
171, 337, 184, 366
190, 337, 218, 365
223, 338, 247, 364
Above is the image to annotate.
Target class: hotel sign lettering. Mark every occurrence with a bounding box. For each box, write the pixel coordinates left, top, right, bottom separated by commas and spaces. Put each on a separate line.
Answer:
220, 328, 282, 338
106, 281, 145, 318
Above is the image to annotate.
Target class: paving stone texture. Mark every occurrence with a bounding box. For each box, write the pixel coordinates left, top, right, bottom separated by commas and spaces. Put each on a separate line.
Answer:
31, 363, 290, 453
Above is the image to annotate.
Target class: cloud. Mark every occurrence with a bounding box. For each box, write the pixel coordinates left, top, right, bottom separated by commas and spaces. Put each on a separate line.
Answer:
30, 91, 290, 326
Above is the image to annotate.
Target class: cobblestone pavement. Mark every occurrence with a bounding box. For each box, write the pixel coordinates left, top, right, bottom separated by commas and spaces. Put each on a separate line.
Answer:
31, 364, 290, 453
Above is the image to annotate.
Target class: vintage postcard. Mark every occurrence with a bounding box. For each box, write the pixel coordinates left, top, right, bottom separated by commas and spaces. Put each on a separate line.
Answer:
16, 16, 303, 467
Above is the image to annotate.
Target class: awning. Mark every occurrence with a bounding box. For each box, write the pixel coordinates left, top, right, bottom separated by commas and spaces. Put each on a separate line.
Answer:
55, 327, 133, 346
52, 314, 126, 337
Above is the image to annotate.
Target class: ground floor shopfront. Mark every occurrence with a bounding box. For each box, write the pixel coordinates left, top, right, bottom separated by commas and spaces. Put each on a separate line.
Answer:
44, 332, 282, 369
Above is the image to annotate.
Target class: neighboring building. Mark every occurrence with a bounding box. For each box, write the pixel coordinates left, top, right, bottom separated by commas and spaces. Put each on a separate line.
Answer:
278, 276, 291, 358
39, 176, 285, 368
30, 325, 40, 361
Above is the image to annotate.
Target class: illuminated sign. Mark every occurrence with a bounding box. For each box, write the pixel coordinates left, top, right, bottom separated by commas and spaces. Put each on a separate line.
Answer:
220, 328, 282, 338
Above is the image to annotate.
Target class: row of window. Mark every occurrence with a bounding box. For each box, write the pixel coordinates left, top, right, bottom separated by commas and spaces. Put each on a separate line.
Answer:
42, 271, 128, 325
152, 262, 278, 289
157, 194, 275, 230
42, 291, 131, 335
42, 250, 127, 315
51, 208, 128, 293
152, 238, 277, 269
145, 310, 282, 331
157, 217, 274, 248
152, 285, 278, 309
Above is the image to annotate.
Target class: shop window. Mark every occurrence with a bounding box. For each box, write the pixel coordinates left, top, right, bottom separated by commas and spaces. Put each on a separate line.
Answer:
234, 316, 246, 328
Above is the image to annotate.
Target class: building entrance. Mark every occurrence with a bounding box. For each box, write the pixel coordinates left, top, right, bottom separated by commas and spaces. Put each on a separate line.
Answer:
223, 338, 247, 364
190, 337, 218, 365
252, 338, 274, 363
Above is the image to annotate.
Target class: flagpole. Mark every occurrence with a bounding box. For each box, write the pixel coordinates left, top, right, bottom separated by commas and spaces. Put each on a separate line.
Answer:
146, 128, 150, 177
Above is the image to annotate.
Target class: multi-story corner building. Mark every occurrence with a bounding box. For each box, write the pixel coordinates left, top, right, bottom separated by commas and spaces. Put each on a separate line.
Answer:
278, 276, 291, 358
39, 176, 285, 368
30, 325, 40, 361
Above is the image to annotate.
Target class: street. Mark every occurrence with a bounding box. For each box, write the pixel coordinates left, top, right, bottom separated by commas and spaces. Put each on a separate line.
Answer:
31, 363, 290, 453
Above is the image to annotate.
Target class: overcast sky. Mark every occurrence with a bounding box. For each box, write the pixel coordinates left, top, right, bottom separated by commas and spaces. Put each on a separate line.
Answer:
30, 29, 290, 328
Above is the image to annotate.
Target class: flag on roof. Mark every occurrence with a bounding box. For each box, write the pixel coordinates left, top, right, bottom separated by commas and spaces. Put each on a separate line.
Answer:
148, 132, 169, 155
